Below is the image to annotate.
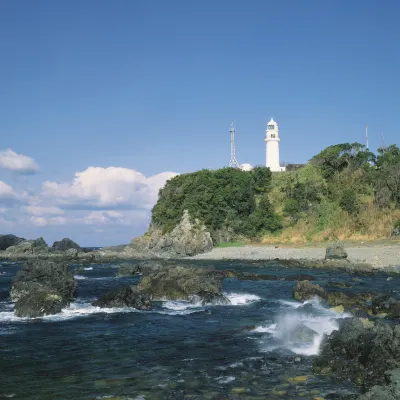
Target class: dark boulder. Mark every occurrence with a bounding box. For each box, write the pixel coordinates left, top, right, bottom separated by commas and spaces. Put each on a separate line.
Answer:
313, 318, 400, 389
92, 285, 152, 310
15, 289, 64, 318
326, 241, 348, 260
11, 259, 76, 317
0, 234, 25, 251
293, 280, 327, 301
137, 265, 224, 301
52, 238, 81, 252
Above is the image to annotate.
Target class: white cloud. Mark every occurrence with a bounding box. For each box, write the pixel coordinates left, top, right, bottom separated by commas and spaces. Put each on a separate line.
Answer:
84, 210, 148, 226
30, 216, 68, 227
0, 181, 18, 200
0, 149, 39, 173
25, 206, 65, 217
41, 166, 177, 210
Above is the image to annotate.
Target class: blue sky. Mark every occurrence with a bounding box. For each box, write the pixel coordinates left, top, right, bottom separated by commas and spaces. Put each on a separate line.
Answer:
0, 0, 399, 246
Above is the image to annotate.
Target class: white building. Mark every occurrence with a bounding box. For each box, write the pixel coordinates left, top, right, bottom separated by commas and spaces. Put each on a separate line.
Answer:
239, 163, 253, 171
265, 118, 285, 172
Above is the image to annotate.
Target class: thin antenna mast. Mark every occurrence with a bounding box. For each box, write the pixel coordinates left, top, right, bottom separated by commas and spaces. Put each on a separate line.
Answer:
381, 132, 386, 150
365, 124, 369, 149
228, 122, 240, 168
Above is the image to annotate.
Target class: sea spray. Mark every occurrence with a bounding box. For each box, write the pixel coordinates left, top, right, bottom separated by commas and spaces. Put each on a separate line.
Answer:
254, 298, 349, 356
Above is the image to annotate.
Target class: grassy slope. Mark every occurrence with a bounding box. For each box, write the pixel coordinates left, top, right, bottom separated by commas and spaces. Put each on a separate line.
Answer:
261, 166, 400, 245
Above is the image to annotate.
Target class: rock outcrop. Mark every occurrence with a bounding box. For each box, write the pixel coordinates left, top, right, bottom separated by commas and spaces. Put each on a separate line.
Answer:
0, 234, 25, 251
4, 237, 48, 255
52, 238, 82, 252
11, 259, 76, 317
92, 285, 152, 310
147, 210, 213, 257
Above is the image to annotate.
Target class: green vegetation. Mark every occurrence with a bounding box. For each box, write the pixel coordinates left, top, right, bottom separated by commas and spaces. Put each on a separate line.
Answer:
267, 142, 400, 243
151, 142, 400, 244
151, 167, 282, 242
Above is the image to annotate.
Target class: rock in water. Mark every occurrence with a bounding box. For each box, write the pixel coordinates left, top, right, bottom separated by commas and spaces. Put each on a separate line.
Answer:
313, 318, 400, 389
137, 264, 224, 301
52, 238, 82, 252
15, 289, 64, 318
293, 280, 327, 301
190, 290, 230, 306
0, 234, 25, 251
325, 241, 348, 260
11, 259, 76, 317
92, 285, 152, 310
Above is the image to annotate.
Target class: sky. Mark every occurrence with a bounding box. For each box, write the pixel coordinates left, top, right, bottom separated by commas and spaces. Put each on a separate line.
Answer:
0, 0, 399, 246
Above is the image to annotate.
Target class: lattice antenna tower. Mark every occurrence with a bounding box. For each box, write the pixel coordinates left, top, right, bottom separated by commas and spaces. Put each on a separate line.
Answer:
228, 122, 240, 168
365, 124, 369, 150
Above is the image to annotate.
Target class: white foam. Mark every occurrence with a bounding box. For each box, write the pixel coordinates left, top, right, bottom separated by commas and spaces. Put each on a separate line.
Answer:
254, 300, 350, 356
225, 293, 261, 305
74, 275, 87, 280
73, 275, 113, 280
84, 267, 93, 271
216, 376, 236, 384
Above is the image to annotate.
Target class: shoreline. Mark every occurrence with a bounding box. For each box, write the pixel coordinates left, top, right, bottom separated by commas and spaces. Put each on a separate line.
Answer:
186, 242, 400, 269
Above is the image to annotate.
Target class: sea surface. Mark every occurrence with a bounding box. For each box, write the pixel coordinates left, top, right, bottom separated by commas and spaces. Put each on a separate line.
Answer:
1, 260, 399, 400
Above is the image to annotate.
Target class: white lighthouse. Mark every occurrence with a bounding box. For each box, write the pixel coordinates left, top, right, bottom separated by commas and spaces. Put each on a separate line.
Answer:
265, 118, 285, 172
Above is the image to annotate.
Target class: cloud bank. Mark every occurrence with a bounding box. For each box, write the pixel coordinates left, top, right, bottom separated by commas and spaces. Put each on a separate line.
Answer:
41, 167, 177, 210
0, 163, 178, 245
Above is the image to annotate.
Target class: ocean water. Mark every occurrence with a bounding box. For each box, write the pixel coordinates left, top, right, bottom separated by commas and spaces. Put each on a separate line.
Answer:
0, 260, 399, 400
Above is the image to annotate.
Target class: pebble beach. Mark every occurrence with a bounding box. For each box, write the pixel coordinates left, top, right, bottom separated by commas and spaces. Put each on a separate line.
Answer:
188, 242, 400, 269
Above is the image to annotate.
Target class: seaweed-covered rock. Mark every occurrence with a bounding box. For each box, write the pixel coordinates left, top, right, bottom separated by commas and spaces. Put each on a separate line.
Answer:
326, 241, 348, 260
92, 286, 152, 310
137, 265, 224, 301
11, 259, 76, 317
292, 280, 327, 301
52, 238, 81, 252
0, 234, 25, 251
